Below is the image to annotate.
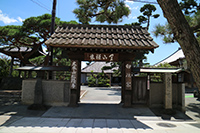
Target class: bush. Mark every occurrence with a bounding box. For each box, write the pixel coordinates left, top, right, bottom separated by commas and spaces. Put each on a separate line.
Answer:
0, 57, 10, 77
0, 56, 21, 78
88, 72, 110, 87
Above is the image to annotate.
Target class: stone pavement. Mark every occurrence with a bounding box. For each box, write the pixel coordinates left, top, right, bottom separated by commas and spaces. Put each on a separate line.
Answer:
80, 86, 121, 104
0, 86, 200, 132
185, 93, 200, 123
0, 116, 200, 133
42, 104, 156, 119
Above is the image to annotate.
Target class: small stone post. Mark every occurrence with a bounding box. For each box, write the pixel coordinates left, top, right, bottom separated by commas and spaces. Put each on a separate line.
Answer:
181, 83, 186, 112
164, 73, 172, 110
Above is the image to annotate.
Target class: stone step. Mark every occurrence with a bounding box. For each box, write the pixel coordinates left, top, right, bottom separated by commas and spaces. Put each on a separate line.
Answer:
0, 90, 21, 98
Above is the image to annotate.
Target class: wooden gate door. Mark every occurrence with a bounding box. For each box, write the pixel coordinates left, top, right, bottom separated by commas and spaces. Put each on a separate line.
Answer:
132, 77, 148, 104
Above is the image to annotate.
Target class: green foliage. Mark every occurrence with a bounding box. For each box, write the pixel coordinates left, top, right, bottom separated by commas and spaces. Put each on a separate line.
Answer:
88, 72, 110, 87
150, 73, 163, 83
150, 63, 176, 83
0, 57, 10, 77
29, 55, 46, 66
53, 48, 71, 66
0, 14, 79, 65
88, 73, 97, 87
179, 0, 199, 14
153, 0, 200, 44
154, 63, 176, 68
137, 4, 160, 29
0, 56, 19, 78
153, 24, 175, 43
73, 0, 130, 24
61, 20, 79, 25
124, 22, 141, 26
101, 62, 121, 76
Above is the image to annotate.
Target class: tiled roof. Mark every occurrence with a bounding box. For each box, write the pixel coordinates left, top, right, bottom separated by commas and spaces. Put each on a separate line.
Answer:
3, 47, 32, 52
82, 62, 118, 73
154, 48, 185, 66
45, 24, 159, 50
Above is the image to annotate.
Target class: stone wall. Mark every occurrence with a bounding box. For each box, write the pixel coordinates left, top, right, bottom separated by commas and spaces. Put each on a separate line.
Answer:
22, 80, 70, 106
149, 83, 164, 108
149, 83, 185, 111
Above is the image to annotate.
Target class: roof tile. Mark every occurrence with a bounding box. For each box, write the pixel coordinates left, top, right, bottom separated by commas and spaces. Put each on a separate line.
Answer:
45, 24, 159, 50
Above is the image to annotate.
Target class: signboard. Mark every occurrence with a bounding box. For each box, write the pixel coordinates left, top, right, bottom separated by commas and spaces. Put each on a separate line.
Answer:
125, 61, 132, 90
84, 53, 119, 62
70, 60, 78, 89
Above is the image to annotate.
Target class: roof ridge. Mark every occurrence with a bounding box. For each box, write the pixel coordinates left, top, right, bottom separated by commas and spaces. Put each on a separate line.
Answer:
82, 62, 95, 70
153, 48, 183, 66
62, 23, 143, 28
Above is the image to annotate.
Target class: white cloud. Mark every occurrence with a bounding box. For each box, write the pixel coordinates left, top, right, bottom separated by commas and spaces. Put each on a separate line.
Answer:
125, 0, 134, 5
0, 10, 23, 24
132, 6, 139, 10
17, 17, 24, 22
125, 1, 139, 10
127, 14, 137, 20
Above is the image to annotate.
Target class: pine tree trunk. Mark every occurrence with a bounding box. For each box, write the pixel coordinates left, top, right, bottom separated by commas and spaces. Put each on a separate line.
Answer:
157, 0, 200, 92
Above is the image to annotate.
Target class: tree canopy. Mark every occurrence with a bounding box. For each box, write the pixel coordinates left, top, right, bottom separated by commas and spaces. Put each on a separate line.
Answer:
0, 14, 78, 65
137, 4, 160, 29
73, 0, 130, 24
154, 0, 200, 44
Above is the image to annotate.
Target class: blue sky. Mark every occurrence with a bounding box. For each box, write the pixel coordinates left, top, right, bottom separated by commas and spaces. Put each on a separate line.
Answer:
0, 0, 180, 65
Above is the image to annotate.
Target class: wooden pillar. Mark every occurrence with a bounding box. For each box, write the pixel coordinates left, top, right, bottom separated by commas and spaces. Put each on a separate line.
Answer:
121, 62, 125, 103
28, 71, 32, 79
69, 60, 80, 107
77, 60, 81, 103
164, 73, 172, 109
123, 61, 132, 107
24, 71, 27, 79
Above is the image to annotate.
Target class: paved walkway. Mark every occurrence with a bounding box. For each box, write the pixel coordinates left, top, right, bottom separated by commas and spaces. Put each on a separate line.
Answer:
42, 104, 157, 119
185, 93, 200, 123
0, 86, 200, 132
80, 86, 121, 104
0, 116, 200, 133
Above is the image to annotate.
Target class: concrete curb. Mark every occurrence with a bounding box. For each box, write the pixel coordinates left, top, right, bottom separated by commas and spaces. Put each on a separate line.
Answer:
80, 90, 88, 99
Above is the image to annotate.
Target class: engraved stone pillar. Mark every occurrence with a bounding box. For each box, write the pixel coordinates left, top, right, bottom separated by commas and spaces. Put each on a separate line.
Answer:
164, 73, 172, 109
181, 83, 186, 112
69, 60, 80, 107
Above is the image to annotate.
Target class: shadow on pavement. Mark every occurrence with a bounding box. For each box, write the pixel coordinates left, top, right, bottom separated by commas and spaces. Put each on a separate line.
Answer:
42, 103, 157, 119
0, 117, 153, 130
150, 108, 193, 121
186, 102, 200, 120
0, 104, 48, 117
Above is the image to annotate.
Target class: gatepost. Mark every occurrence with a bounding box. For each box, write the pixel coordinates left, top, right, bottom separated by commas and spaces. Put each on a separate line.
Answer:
123, 61, 132, 107
69, 60, 81, 107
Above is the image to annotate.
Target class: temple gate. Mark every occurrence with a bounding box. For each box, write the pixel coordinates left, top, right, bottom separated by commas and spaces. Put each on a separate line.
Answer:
45, 24, 159, 107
